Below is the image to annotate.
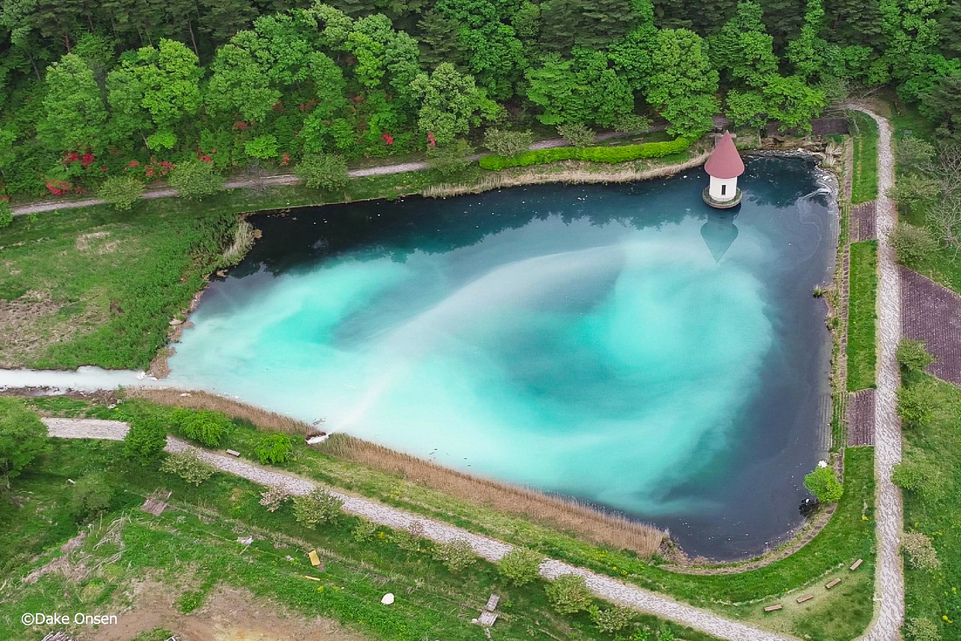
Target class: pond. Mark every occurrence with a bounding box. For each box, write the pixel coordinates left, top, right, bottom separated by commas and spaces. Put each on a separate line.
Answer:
167, 157, 838, 560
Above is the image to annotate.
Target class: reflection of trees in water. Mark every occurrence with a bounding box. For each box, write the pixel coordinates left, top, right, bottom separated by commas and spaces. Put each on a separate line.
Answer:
229, 157, 818, 278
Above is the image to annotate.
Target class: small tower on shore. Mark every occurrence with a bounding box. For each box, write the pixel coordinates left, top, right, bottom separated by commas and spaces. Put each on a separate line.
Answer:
703, 131, 744, 208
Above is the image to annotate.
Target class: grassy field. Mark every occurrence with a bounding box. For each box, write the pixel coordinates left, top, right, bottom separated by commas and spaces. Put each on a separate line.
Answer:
29, 396, 878, 641
850, 112, 879, 205
899, 372, 961, 639
847, 241, 879, 391
0, 437, 722, 641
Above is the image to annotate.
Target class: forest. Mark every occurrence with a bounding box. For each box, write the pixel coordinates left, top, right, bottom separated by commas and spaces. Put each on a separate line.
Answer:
0, 0, 960, 205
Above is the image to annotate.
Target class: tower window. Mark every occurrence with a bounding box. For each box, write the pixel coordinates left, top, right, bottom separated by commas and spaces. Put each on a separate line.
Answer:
721, 184, 727, 196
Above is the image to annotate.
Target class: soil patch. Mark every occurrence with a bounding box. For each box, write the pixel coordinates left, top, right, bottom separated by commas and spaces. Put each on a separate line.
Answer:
90, 585, 368, 641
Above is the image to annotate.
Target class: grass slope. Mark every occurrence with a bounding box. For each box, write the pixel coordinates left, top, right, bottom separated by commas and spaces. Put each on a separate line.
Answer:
851, 112, 879, 205
0, 438, 721, 641
29, 397, 877, 641
900, 373, 961, 638
847, 241, 879, 391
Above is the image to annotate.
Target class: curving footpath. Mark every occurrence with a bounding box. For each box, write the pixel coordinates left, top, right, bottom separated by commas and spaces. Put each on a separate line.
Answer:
847, 106, 904, 641
44, 417, 794, 641
10, 129, 655, 217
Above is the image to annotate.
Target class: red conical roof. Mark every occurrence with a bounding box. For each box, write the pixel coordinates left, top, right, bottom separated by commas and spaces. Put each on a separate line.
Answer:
704, 131, 744, 179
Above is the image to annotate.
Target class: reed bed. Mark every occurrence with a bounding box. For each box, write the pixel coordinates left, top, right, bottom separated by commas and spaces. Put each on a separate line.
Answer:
220, 218, 256, 267
128, 387, 667, 556
126, 388, 311, 434
319, 433, 666, 557
421, 150, 711, 199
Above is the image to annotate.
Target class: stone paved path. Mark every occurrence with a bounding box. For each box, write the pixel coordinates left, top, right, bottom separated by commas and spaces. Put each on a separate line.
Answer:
900, 266, 961, 387
847, 106, 904, 641
44, 417, 794, 641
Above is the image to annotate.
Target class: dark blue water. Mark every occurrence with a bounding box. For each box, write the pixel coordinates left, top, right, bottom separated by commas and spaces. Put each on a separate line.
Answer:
170, 157, 837, 559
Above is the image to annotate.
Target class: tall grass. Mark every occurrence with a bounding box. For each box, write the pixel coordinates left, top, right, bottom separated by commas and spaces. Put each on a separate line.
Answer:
850, 112, 879, 204
319, 433, 666, 557
126, 388, 310, 434
847, 241, 878, 391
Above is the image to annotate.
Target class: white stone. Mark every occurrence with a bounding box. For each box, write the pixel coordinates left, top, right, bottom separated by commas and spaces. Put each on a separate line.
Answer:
381, 593, 394, 605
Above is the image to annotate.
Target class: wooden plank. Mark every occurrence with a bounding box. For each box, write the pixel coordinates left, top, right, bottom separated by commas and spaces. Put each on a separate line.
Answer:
308, 550, 321, 566
485, 594, 500, 611
763, 604, 782, 612
826, 578, 841, 589
303, 575, 322, 582
850, 558, 863, 571
796, 594, 815, 603
226, 449, 240, 457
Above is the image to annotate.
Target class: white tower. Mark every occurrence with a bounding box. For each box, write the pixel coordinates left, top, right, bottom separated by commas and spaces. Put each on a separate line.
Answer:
703, 131, 745, 208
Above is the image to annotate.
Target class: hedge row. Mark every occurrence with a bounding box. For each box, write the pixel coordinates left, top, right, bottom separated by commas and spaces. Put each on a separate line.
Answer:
478, 138, 692, 171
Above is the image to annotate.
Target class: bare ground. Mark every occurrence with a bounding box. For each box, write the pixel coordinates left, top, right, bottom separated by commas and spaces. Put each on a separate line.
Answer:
90, 585, 368, 641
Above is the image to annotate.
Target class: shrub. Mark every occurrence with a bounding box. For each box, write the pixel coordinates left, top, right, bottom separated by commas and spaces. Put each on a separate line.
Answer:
295, 154, 349, 191
393, 521, 425, 552
888, 173, 940, 215
176, 409, 232, 447
478, 138, 691, 171
432, 539, 477, 573
896, 137, 936, 172
557, 123, 595, 148
804, 465, 843, 503
897, 339, 936, 371
258, 487, 290, 512
890, 222, 936, 266
352, 519, 378, 542
70, 473, 114, 521
892, 456, 945, 502
244, 134, 279, 161
291, 488, 343, 528
161, 450, 214, 486
901, 531, 940, 571
904, 617, 941, 641
0, 200, 12, 228
255, 433, 293, 465
897, 383, 935, 429
545, 573, 592, 614
123, 417, 168, 464
484, 128, 533, 157
169, 159, 223, 199
499, 547, 544, 586
97, 176, 144, 210
613, 114, 651, 133
426, 139, 475, 177
0, 397, 49, 489
589, 605, 634, 633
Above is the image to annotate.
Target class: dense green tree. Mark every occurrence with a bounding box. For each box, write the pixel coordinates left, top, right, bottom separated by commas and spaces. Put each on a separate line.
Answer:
921, 72, 961, 143
39, 54, 108, 153
708, 2, 777, 88
648, 29, 719, 138
98, 175, 145, 210
69, 473, 114, 521
205, 44, 280, 123
296, 153, 349, 190
824, 0, 883, 49
123, 415, 169, 463
410, 63, 492, 144
804, 465, 843, 503
425, 138, 474, 176
169, 159, 224, 198
526, 50, 633, 127
417, 8, 465, 68
0, 398, 48, 490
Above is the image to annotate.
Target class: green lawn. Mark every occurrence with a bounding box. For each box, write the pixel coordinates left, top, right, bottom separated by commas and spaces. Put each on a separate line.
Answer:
847, 241, 878, 391
850, 112, 879, 205
35, 397, 878, 641
0, 438, 722, 641
900, 373, 961, 639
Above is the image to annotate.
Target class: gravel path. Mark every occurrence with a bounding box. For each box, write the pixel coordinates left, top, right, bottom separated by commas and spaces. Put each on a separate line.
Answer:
11, 130, 658, 217
848, 106, 905, 641
46, 417, 792, 641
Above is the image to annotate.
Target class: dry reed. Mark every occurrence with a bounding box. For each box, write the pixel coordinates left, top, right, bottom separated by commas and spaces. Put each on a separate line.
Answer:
221, 218, 256, 267
127, 387, 667, 556
421, 150, 711, 199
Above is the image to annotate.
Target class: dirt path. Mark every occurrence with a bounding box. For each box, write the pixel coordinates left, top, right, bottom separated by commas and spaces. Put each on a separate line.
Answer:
846, 106, 904, 641
44, 417, 795, 641
11, 129, 658, 217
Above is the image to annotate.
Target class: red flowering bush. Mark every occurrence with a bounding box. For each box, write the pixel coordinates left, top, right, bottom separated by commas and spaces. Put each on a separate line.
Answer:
381, 133, 394, 145
46, 179, 72, 196
81, 153, 95, 168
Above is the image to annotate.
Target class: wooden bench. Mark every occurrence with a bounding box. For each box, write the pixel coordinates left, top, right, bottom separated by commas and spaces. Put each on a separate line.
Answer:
226, 449, 241, 457
764, 604, 782, 612
796, 594, 815, 603
850, 558, 863, 571
826, 578, 841, 589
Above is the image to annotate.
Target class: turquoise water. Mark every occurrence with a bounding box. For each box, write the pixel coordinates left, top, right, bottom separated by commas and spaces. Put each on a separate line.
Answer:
168, 158, 836, 559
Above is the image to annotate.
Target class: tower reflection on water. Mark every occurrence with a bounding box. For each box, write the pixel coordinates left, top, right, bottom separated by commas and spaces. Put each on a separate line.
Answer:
700, 208, 741, 264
